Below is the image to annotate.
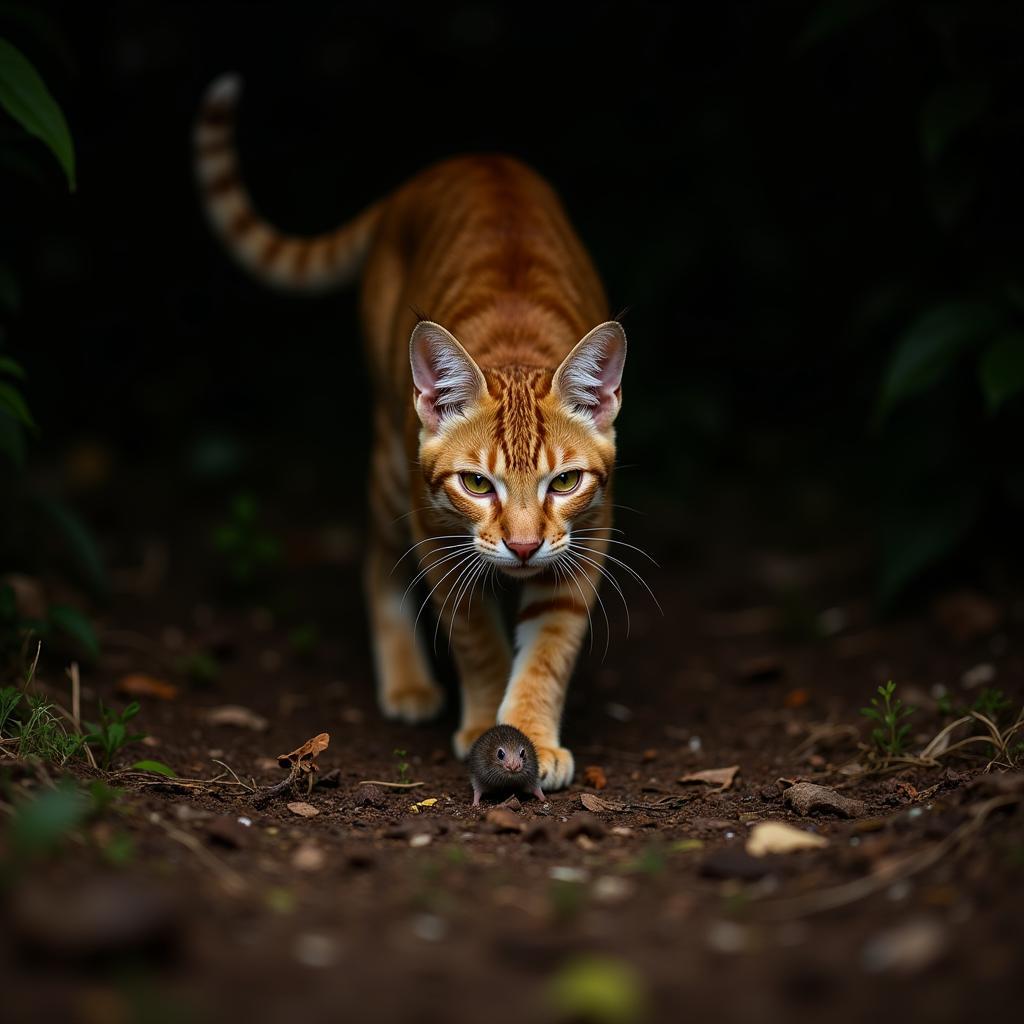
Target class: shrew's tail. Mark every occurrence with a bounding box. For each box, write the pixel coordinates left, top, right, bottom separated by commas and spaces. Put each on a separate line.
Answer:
194, 74, 382, 292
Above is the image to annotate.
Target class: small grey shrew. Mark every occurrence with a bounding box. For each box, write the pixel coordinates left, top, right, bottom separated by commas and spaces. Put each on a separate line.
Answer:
467, 725, 546, 806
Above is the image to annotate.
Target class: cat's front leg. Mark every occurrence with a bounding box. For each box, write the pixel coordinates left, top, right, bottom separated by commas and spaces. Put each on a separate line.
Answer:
418, 538, 512, 756
496, 574, 595, 790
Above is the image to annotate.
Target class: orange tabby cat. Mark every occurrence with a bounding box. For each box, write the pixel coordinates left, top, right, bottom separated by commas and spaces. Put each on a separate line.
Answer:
195, 75, 627, 789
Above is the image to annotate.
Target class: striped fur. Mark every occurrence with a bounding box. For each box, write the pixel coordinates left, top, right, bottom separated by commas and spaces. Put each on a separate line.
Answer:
195, 77, 627, 790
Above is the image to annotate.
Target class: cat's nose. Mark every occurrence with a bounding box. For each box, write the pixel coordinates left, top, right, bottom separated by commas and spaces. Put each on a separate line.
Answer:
506, 539, 542, 562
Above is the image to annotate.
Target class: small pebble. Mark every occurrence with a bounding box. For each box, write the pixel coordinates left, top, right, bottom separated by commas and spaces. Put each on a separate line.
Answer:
293, 932, 339, 968
409, 833, 432, 848
549, 866, 588, 884
411, 914, 446, 942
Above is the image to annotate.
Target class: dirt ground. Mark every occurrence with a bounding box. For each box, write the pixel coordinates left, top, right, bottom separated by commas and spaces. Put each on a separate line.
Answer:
3, 482, 1023, 1024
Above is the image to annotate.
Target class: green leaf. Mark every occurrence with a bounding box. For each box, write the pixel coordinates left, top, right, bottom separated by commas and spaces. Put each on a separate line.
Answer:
0, 356, 26, 379
979, 332, 1024, 412
876, 303, 997, 421
0, 37, 75, 189
921, 81, 990, 164
11, 783, 90, 857
48, 604, 100, 659
548, 956, 646, 1024
793, 0, 888, 52
130, 759, 177, 778
0, 380, 36, 429
34, 496, 109, 596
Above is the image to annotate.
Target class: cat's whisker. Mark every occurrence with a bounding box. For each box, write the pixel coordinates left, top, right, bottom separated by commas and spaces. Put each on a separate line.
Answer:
389, 534, 471, 574
565, 548, 631, 641
448, 558, 487, 650
570, 535, 660, 565
553, 555, 595, 656
572, 543, 663, 615
435, 555, 481, 653
400, 544, 476, 607
560, 552, 611, 659
413, 551, 478, 635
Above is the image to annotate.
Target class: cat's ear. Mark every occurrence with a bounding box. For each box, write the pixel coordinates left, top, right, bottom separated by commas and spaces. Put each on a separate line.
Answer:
552, 321, 627, 429
409, 321, 487, 431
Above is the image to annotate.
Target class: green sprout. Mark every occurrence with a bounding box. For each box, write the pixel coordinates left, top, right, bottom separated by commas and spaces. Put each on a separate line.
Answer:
860, 680, 915, 756
393, 748, 411, 784
84, 700, 145, 770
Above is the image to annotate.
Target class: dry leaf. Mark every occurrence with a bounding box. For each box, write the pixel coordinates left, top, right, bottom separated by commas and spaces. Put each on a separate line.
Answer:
746, 821, 828, 856
287, 802, 320, 818
204, 705, 269, 731
277, 732, 330, 768
409, 798, 438, 814
580, 793, 626, 813
117, 674, 179, 701
678, 765, 739, 791
582, 765, 608, 790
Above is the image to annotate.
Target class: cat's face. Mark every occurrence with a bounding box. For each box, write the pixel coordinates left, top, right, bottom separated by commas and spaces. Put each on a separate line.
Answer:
411, 321, 625, 578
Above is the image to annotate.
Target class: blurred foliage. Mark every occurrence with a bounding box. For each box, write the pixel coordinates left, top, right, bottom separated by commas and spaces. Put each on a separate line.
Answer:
0, 20, 102, 660
547, 955, 647, 1024
0, 35, 75, 188
211, 493, 282, 590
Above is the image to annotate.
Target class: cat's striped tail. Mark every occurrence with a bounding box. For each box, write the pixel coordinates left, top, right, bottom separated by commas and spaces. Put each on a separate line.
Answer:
194, 74, 382, 292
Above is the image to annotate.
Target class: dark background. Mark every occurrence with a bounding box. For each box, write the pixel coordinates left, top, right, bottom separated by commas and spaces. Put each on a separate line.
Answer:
2, 0, 1024, 606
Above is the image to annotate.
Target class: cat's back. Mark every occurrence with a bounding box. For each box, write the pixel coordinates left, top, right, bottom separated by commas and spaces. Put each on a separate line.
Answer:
364, 154, 608, 371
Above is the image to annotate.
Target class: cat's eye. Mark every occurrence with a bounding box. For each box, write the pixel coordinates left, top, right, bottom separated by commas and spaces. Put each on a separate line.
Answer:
549, 469, 581, 494
461, 472, 495, 495
497, 748, 506, 760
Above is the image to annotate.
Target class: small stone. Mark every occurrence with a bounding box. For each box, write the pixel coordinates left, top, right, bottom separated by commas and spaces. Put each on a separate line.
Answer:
592, 875, 634, 903
486, 808, 524, 833
699, 847, 775, 880
961, 663, 996, 689
287, 802, 320, 818
292, 843, 326, 872
784, 782, 866, 818
862, 918, 947, 974
523, 821, 552, 844
706, 920, 750, 953
411, 914, 446, 942
561, 812, 606, 840
409, 833, 432, 848
356, 784, 386, 808
206, 815, 249, 849
549, 866, 589, 883
293, 932, 339, 968
736, 654, 785, 683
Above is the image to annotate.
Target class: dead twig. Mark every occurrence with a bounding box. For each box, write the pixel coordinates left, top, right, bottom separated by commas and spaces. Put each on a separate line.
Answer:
750, 792, 1022, 920
357, 779, 425, 789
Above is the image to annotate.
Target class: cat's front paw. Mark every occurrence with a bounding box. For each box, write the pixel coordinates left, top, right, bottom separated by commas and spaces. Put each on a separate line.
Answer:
535, 744, 575, 791
379, 681, 444, 724
453, 723, 492, 760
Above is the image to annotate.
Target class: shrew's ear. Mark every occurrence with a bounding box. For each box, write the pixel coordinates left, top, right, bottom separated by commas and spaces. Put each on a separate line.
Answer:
552, 321, 627, 430
409, 321, 487, 432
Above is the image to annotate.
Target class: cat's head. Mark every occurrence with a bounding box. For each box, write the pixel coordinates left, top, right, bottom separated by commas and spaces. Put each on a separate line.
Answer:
410, 320, 626, 578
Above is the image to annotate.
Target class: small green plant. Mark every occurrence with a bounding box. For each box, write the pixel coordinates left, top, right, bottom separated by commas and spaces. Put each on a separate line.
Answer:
0, 669, 84, 766
393, 748, 411, 784
971, 688, 1013, 722
84, 700, 144, 770
212, 494, 281, 587
861, 680, 916, 756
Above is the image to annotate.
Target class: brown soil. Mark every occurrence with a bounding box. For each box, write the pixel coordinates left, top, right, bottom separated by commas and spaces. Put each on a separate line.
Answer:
3, 492, 1023, 1024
